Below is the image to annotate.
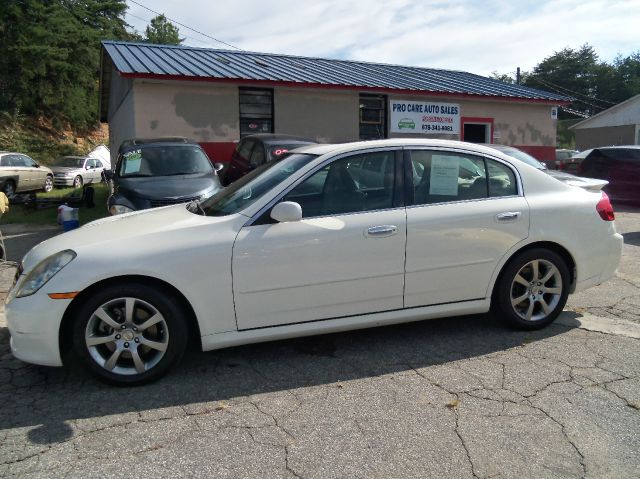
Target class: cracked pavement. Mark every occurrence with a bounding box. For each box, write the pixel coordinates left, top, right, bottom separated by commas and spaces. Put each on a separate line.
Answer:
1, 207, 639, 478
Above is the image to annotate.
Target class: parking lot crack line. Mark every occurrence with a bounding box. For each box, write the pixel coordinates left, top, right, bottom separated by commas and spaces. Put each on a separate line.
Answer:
408, 364, 479, 478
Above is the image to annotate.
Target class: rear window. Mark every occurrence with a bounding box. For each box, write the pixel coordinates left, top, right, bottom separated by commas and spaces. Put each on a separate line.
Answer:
267, 144, 311, 162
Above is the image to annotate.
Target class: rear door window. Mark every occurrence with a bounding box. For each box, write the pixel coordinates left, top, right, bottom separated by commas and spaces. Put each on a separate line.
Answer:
408, 150, 518, 205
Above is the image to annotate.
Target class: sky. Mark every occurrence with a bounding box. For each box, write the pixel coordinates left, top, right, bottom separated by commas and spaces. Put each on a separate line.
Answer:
125, 0, 640, 77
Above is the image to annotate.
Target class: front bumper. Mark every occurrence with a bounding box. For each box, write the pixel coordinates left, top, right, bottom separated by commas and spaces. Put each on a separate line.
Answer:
6, 292, 70, 367
53, 177, 75, 186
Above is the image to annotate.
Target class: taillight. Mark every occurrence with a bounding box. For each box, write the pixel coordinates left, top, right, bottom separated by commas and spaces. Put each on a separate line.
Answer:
596, 192, 615, 221
555, 160, 563, 170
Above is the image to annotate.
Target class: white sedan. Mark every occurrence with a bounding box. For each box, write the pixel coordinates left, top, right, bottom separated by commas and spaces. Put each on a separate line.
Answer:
6, 140, 623, 385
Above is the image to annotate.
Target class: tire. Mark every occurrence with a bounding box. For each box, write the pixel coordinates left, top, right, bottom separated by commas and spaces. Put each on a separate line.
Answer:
73, 175, 83, 189
71, 283, 188, 386
3, 180, 16, 197
43, 175, 53, 193
493, 248, 570, 330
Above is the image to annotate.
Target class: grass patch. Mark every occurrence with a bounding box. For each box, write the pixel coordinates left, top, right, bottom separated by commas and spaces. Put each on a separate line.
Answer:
2, 183, 109, 226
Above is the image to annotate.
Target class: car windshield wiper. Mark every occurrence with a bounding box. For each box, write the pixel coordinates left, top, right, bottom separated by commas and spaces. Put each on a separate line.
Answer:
187, 199, 206, 216
165, 171, 205, 176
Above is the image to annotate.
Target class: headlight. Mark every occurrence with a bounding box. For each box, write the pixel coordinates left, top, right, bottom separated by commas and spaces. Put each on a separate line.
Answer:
16, 250, 76, 298
110, 204, 134, 215
65, 172, 73, 177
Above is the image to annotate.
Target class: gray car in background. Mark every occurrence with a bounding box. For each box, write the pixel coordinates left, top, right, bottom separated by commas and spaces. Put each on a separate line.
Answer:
50, 156, 106, 188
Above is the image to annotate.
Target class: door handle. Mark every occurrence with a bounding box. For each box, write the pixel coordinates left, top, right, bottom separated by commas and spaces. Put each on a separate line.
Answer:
496, 211, 521, 222
366, 225, 397, 237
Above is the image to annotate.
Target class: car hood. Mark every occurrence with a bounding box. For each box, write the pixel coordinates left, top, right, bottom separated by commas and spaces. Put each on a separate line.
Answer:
20, 204, 242, 273
116, 174, 221, 199
51, 167, 82, 174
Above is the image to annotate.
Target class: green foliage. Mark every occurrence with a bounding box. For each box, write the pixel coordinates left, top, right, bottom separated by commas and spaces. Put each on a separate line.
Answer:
489, 71, 515, 84
0, 0, 132, 131
556, 119, 582, 149
520, 44, 640, 119
144, 14, 183, 45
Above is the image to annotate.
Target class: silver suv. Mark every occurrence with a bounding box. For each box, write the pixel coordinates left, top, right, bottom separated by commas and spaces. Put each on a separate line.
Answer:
50, 156, 106, 188
0, 152, 54, 196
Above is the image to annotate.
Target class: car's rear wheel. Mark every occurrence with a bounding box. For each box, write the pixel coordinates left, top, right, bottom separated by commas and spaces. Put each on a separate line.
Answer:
3, 180, 16, 197
493, 248, 569, 330
72, 283, 188, 385
73, 175, 83, 189
43, 175, 53, 193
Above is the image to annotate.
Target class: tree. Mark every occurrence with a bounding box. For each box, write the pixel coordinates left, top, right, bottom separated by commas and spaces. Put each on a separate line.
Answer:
519, 44, 640, 118
489, 71, 515, 84
144, 14, 183, 45
0, 0, 133, 131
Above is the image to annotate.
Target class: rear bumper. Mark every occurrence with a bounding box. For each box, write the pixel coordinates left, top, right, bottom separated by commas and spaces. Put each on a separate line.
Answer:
574, 232, 623, 293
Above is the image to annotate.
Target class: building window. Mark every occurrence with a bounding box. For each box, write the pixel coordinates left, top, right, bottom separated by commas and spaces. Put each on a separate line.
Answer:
359, 94, 387, 140
239, 88, 273, 137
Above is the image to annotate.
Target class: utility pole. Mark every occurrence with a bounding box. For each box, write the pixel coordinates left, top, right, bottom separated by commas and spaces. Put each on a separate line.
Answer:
516, 67, 521, 85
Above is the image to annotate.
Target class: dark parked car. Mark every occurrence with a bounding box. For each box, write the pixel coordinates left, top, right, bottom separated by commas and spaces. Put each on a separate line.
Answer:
554, 149, 579, 170
107, 138, 223, 215
556, 149, 592, 173
579, 146, 640, 204
221, 134, 317, 186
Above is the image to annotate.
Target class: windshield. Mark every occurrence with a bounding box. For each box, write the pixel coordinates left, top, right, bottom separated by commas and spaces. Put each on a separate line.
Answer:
118, 145, 213, 178
54, 157, 84, 168
501, 148, 546, 170
199, 153, 318, 216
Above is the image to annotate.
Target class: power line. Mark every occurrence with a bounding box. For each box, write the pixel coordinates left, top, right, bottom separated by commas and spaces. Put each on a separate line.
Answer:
526, 76, 609, 111
516, 71, 616, 108
127, 0, 243, 51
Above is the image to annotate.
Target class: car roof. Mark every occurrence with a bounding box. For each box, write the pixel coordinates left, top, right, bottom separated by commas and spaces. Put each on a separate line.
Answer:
595, 145, 640, 150
243, 133, 316, 143
294, 139, 525, 160
119, 137, 198, 152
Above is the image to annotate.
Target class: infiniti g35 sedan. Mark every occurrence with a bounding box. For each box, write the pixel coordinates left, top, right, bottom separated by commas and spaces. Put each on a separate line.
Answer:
7, 140, 623, 385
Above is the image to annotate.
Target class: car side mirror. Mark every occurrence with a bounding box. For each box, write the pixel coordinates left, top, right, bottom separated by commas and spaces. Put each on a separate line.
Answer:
85, 165, 91, 170
270, 201, 302, 223
213, 163, 224, 172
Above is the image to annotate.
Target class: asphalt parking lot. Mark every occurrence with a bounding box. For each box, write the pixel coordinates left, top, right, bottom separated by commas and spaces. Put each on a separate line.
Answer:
1, 207, 639, 478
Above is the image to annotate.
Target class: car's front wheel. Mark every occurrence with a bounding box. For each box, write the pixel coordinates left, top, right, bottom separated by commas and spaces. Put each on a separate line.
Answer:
72, 283, 188, 385
493, 248, 570, 330
73, 175, 83, 188
43, 175, 53, 193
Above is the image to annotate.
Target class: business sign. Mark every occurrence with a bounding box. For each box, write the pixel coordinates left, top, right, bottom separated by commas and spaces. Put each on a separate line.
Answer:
390, 100, 460, 134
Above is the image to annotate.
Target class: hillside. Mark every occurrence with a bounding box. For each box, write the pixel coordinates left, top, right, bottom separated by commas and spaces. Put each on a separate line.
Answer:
0, 112, 108, 166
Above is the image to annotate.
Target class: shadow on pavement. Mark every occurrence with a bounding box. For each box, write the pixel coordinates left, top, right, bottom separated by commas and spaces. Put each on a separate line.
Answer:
0, 312, 577, 444
622, 231, 640, 246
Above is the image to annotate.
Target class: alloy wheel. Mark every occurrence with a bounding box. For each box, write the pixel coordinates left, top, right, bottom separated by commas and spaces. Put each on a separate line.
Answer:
510, 259, 562, 322
84, 297, 169, 375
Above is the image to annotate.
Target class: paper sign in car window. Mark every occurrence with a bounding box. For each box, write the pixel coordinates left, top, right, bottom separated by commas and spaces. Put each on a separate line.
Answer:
429, 155, 460, 196
123, 150, 142, 174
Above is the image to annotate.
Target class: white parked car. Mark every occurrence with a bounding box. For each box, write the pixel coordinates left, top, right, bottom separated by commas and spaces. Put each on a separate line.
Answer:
6, 140, 623, 385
